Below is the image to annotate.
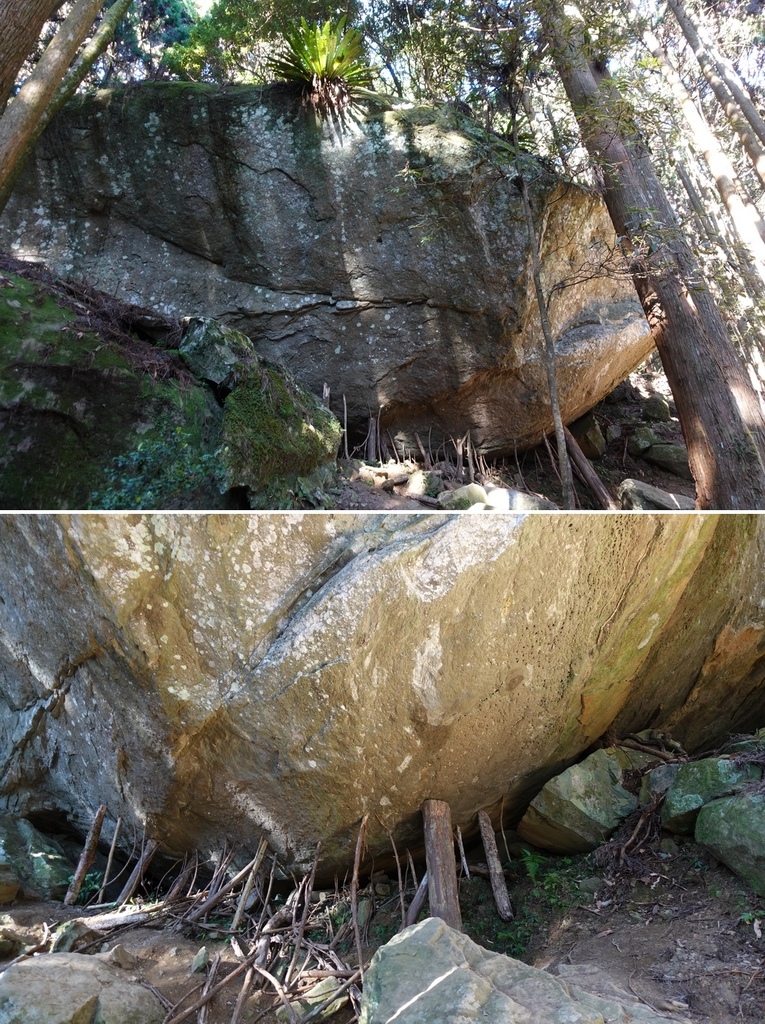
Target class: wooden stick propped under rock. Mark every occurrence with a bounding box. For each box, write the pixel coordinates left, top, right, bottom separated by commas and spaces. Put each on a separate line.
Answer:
477, 810, 514, 921
421, 799, 462, 930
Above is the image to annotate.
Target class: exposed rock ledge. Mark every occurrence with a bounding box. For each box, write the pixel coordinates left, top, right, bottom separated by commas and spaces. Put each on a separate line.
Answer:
2, 514, 765, 878
0, 84, 653, 453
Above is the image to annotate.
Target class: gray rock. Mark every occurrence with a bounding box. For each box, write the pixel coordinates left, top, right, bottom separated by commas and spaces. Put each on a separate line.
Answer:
618, 479, 695, 510
359, 917, 678, 1024
0, 85, 652, 456
484, 487, 559, 511
695, 792, 765, 896
642, 395, 671, 422
516, 747, 654, 853
642, 444, 693, 480
0, 817, 72, 903
627, 427, 659, 457
179, 318, 256, 388
661, 758, 762, 834
0, 951, 165, 1024
569, 412, 606, 459
639, 764, 682, 806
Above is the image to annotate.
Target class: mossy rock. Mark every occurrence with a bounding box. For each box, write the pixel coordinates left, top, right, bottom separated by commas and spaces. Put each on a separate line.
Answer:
0, 271, 222, 509
221, 362, 341, 506
661, 757, 762, 835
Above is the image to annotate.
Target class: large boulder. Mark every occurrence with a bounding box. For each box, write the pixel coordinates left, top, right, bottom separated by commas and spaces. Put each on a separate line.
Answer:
359, 918, 677, 1024
0, 952, 165, 1024
516, 748, 653, 853
695, 792, 765, 896
2, 514, 765, 877
0, 85, 653, 454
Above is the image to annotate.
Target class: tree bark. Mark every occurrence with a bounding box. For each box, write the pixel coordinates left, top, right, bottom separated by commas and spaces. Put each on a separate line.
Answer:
630, 0, 765, 286
422, 799, 462, 930
535, 0, 765, 509
0, 0, 106, 194
666, 0, 765, 190
0, 0, 63, 113
0, 0, 134, 217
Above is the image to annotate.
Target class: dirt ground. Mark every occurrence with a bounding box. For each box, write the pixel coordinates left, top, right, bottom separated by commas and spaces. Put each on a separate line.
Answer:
2, 831, 763, 1024
322, 359, 696, 511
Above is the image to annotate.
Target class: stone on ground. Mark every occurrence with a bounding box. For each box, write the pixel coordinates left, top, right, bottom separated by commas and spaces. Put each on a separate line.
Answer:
618, 479, 694, 510
359, 917, 678, 1024
695, 792, 765, 896
0, 951, 165, 1024
516, 748, 655, 853
661, 758, 762, 835
0, 816, 72, 903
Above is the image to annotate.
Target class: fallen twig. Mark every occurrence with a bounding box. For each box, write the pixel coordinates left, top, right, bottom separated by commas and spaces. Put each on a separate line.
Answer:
65, 804, 108, 906
350, 816, 369, 982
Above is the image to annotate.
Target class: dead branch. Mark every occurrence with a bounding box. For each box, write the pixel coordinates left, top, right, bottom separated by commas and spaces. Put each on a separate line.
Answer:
65, 804, 107, 906
350, 815, 369, 982
477, 811, 513, 921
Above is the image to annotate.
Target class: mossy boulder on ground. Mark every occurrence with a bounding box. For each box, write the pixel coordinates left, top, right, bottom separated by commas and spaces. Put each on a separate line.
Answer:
661, 757, 762, 835
516, 747, 656, 854
695, 792, 765, 897
0, 269, 223, 509
221, 363, 341, 506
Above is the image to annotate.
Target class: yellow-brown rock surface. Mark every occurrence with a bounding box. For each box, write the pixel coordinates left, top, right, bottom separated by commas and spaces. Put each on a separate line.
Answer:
1, 513, 764, 875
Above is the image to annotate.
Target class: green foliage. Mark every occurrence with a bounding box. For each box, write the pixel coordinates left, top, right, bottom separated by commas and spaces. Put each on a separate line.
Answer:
520, 847, 545, 882
163, 0, 363, 83
89, 418, 225, 509
269, 16, 372, 86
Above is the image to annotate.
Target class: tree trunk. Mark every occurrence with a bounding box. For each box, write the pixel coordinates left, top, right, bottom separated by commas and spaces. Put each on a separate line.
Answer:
666, 0, 765, 191
0, 0, 106, 194
0, 0, 134, 218
630, 0, 765, 287
535, 0, 765, 509
0, 0, 62, 113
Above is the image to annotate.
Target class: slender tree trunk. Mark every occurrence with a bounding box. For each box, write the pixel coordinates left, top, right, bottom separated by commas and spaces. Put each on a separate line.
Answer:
0, 0, 63, 113
0, 0, 133, 217
511, 120, 575, 508
629, 0, 765, 286
666, 0, 765, 190
0, 0, 106, 195
535, 0, 765, 509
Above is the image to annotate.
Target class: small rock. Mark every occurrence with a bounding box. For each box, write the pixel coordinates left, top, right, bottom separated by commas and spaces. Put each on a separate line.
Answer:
659, 837, 679, 856
276, 976, 349, 1022
190, 946, 209, 974
696, 792, 765, 896
641, 395, 671, 422
618, 479, 694, 511
642, 443, 693, 480
0, 927, 23, 958
484, 486, 558, 511
606, 424, 621, 442
179, 317, 255, 388
569, 412, 606, 459
578, 876, 602, 894
627, 426, 659, 457
639, 764, 682, 806
436, 483, 489, 509
51, 920, 99, 953
517, 747, 654, 853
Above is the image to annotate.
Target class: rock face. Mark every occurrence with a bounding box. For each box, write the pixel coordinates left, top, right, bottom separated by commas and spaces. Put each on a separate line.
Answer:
0, 952, 165, 1024
359, 918, 677, 1024
2, 514, 765, 877
0, 85, 653, 454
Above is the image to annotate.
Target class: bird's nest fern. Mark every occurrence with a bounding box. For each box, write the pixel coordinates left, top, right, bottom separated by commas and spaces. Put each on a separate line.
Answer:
268, 16, 375, 122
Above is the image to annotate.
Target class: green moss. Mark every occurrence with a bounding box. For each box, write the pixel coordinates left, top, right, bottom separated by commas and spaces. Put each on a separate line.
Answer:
222, 363, 341, 504
0, 270, 223, 509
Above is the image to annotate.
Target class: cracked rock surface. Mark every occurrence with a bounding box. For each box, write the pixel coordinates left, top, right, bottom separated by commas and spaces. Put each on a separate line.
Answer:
0, 84, 652, 453
2, 514, 765, 877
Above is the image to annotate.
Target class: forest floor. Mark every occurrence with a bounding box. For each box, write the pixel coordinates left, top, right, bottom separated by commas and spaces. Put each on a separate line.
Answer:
325, 359, 695, 512
3, 833, 763, 1024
